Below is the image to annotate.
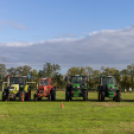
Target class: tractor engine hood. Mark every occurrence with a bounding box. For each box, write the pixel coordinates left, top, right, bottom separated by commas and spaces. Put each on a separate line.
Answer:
108, 84, 118, 90
38, 85, 44, 89
72, 83, 80, 89
8, 84, 19, 94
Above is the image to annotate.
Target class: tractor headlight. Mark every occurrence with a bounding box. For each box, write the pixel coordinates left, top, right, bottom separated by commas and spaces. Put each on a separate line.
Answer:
108, 87, 114, 90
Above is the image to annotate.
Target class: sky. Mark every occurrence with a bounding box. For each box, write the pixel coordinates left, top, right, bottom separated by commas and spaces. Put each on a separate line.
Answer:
0, 0, 134, 74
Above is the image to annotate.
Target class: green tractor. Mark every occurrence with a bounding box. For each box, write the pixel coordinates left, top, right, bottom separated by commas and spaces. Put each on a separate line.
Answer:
98, 76, 121, 102
2, 76, 38, 101
65, 74, 89, 101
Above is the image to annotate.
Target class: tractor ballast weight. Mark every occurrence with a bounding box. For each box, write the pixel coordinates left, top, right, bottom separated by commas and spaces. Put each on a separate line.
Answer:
33, 78, 56, 101
98, 75, 121, 102
65, 74, 89, 101
2, 76, 38, 102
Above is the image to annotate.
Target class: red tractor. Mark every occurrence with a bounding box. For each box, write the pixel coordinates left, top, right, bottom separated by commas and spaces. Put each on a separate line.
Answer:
34, 78, 56, 101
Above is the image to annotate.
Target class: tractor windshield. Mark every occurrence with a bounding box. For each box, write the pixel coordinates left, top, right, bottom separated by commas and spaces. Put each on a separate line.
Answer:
102, 77, 117, 84
70, 76, 83, 83
10, 77, 26, 85
39, 80, 49, 86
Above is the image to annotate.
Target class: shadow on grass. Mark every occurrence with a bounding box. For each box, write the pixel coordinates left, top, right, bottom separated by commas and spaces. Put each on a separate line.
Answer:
0, 97, 134, 102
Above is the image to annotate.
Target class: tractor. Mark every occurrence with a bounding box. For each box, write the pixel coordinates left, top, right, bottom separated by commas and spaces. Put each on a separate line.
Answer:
98, 76, 121, 102
65, 74, 89, 101
2, 76, 38, 101
33, 78, 56, 101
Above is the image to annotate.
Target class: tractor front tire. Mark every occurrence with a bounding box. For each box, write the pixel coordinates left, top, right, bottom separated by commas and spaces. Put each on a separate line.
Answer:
2, 91, 7, 101
98, 91, 100, 101
34, 94, 38, 101
38, 97, 42, 101
65, 90, 70, 101
48, 94, 51, 101
27, 89, 31, 101
19, 91, 25, 102
116, 90, 121, 102
100, 91, 105, 102
83, 89, 88, 101
51, 88, 56, 101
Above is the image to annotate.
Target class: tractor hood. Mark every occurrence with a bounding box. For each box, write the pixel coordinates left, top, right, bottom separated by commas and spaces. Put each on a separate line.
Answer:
38, 85, 45, 89
8, 84, 19, 94
108, 84, 114, 88
72, 83, 80, 88
108, 84, 118, 90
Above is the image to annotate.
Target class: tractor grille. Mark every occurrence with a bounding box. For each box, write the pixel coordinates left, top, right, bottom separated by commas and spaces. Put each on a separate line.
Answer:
38, 89, 44, 94
73, 88, 79, 91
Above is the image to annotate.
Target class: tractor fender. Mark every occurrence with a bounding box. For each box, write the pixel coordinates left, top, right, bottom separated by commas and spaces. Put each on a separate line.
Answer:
24, 85, 29, 93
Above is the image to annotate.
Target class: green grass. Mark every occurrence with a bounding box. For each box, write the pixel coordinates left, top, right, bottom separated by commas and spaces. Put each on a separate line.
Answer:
0, 91, 134, 134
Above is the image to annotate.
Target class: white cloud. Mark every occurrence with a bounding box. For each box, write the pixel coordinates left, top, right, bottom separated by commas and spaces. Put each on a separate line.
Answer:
1, 25, 134, 71
0, 20, 26, 30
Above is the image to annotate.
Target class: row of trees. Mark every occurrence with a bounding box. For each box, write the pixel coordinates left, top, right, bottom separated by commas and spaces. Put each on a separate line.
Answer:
0, 63, 134, 90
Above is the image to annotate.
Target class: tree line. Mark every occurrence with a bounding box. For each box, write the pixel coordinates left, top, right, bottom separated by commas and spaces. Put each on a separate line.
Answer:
0, 63, 134, 91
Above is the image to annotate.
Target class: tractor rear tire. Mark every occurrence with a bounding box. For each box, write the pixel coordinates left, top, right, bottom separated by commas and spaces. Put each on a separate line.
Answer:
98, 91, 100, 101
2, 91, 7, 101
116, 90, 121, 102
34, 94, 38, 101
65, 90, 70, 101
100, 91, 105, 102
48, 94, 51, 101
83, 89, 88, 101
25, 89, 31, 101
19, 91, 25, 102
51, 88, 56, 101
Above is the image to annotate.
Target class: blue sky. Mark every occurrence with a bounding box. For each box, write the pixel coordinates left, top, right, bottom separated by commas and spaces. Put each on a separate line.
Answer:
0, 0, 134, 73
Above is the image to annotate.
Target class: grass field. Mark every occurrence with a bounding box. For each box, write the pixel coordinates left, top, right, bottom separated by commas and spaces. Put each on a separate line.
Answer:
0, 91, 134, 134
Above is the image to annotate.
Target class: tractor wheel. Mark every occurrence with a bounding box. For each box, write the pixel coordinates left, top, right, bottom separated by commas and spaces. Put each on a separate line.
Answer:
34, 94, 38, 101
14, 96, 16, 101
19, 91, 25, 102
2, 91, 7, 101
51, 88, 56, 101
100, 91, 105, 102
65, 90, 70, 101
48, 94, 51, 101
83, 89, 88, 101
25, 89, 31, 101
98, 91, 100, 101
38, 97, 42, 101
116, 90, 121, 102
28, 89, 31, 101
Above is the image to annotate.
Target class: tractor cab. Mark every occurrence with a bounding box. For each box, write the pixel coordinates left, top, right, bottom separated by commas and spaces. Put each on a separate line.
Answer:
101, 76, 117, 85
70, 75, 88, 90
8, 76, 27, 94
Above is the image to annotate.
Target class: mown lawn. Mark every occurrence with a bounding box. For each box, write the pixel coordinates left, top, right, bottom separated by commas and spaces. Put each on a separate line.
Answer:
0, 91, 134, 134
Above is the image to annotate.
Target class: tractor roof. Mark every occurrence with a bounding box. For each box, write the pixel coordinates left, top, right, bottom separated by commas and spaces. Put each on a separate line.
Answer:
102, 76, 115, 77
39, 78, 51, 81
71, 74, 88, 77
11, 76, 27, 78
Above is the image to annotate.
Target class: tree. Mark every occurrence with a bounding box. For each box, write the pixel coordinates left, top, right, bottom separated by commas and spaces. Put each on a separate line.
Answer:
0, 64, 6, 76
7, 67, 17, 76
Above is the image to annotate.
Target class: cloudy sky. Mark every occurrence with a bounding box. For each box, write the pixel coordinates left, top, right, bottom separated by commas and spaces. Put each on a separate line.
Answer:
0, 0, 134, 74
